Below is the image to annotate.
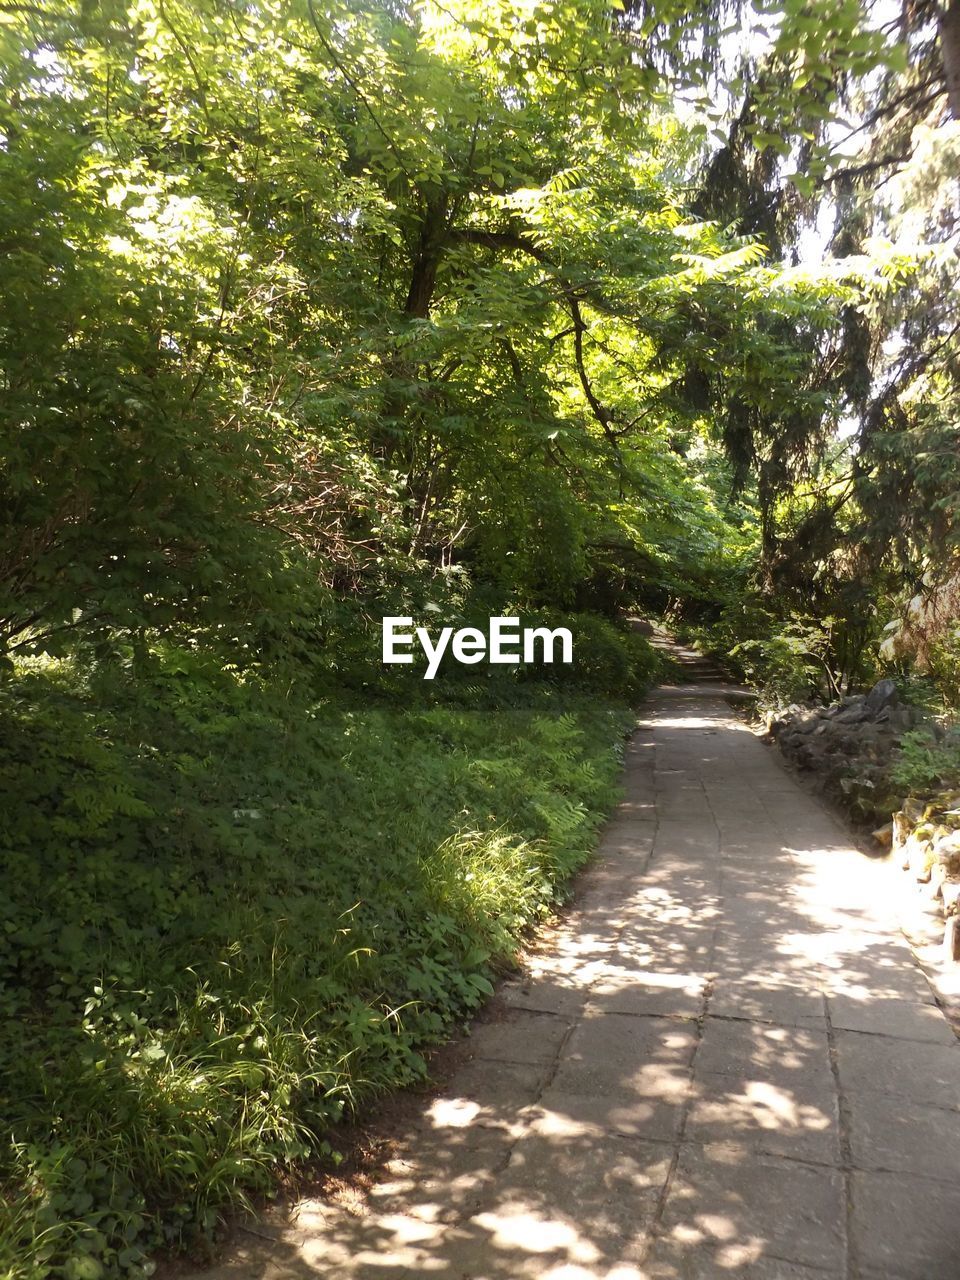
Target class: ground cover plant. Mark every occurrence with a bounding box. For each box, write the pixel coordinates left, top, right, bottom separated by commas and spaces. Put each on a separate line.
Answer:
0, 647, 641, 1278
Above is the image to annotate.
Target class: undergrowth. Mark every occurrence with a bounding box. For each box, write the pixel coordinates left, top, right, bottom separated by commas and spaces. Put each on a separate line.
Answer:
0, 649, 638, 1278
891, 726, 960, 797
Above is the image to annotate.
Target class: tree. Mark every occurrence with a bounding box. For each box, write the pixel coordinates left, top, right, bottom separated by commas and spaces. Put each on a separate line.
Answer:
1, 0, 852, 654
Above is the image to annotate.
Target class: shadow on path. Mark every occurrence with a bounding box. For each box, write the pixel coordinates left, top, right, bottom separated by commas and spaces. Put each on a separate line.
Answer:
184, 665, 960, 1280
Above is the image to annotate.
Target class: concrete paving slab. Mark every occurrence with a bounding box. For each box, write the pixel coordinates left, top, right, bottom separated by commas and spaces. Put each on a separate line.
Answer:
612, 936, 716, 977
487, 1131, 669, 1252
709, 981, 826, 1029
657, 1142, 845, 1273
287, 1201, 444, 1276
834, 1029, 960, 1107
851, 1170, 960, 1277
563, 1012, 698, 1074
365, 1122, 514, 1223
695, 1018, 833, 1090
826, 993, 953, 1043
822, 959, 936, 1003
499, 974, 589, 1018
422, 1217, 650, 1279
423, 1056, 550, 1120
644, 1239, 843, 1279
685, 1073, 841, 1164
533, 1085, 687, 1142
846, 1089, 960, 1181
599, 824, 658, 856
466, 1009, 573, 1065
586, 973, 706, 1020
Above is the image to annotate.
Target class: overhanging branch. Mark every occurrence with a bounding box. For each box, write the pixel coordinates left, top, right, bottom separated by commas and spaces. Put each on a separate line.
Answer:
449, 224, 628, 477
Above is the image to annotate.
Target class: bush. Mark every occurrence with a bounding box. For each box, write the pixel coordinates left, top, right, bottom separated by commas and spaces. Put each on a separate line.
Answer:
923, 629, 960, 712
683, 605, 862, 709
729, 628, 828, 708
520, 612, 662, 699
891, 727, 960, 796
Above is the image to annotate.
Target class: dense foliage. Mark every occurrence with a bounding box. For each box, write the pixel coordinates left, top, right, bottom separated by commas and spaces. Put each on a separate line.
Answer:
1, 0, 863, 655
3, 0, 960, 1273
0, 653, 636, 1276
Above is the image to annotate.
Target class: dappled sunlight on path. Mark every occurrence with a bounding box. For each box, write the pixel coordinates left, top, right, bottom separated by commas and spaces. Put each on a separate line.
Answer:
187, 681, 960, 1280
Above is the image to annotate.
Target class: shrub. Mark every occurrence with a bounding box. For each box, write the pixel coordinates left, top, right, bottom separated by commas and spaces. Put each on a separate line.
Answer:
891, 727, 960, 796
521, 612, 662, 699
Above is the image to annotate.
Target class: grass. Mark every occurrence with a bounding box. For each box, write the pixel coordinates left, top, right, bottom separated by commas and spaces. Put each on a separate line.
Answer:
0, 649, 637, 1278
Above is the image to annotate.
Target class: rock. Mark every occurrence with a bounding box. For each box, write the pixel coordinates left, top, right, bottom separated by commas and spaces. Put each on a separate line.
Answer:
935, 830, 960, 855
906, 831, 934, 882
941, 881, 960, 914
933, 830, 960, 877
943, 917, 960, 964
773, 690, 916, 829
903, 796, 926, 824
872, 823, 893, 850
892, 809, 913, 851
836, 702, 869, 725
864, 678, 899, 715
925, 863, 946, 900
885, 706, 915, 733
915, 856, 934, 884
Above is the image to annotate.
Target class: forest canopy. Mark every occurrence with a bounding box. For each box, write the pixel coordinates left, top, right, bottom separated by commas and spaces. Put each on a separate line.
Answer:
1, 0, 956, 682
0, 0, 894, 660
2, 0, 960, 1275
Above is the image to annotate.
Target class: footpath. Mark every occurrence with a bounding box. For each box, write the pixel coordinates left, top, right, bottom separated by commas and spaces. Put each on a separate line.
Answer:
189, 656, 960, 1279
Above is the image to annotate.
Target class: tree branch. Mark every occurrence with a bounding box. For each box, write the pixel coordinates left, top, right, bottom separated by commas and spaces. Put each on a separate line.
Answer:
449, 226, 627, 462
306, 0, 411, 180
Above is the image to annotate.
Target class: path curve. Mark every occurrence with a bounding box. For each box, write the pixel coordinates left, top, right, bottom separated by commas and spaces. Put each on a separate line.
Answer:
190, 670, 960, 1280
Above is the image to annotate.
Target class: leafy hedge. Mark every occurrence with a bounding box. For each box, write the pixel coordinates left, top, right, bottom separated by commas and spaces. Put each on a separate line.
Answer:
0, 650, 641, 1278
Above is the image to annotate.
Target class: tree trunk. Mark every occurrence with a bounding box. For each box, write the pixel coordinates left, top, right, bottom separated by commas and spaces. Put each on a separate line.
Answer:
403, 197, 449, 319
940, 0, 960, 119
374, 199, 448, 462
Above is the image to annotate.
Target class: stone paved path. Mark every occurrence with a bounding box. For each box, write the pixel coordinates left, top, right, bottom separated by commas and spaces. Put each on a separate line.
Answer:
193, 676, 960, 1280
